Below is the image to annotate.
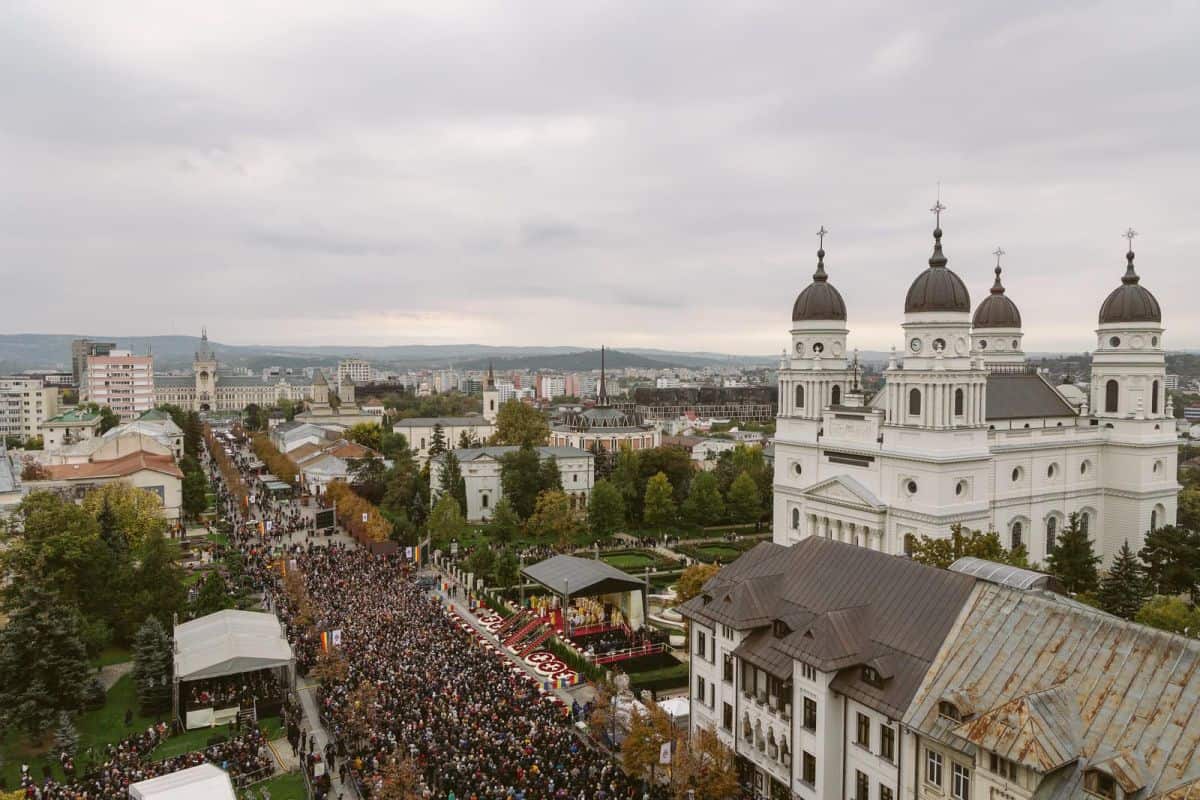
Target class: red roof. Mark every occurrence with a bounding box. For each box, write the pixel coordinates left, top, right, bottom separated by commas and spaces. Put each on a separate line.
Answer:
43, 451, 184, 481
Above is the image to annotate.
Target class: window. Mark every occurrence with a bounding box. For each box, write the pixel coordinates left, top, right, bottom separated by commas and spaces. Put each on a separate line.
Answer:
1081, 460, 1090, 476
1011, 466, 1022, 482
880, 725, 895, 762
1105, 379, 1119, 413
812, 342, 825, 354
1151, 509, 1158, 531
862, 666, 882, 687
481, 494, 489, 508
938, 701, 962, 722
793, 462, 803, 477
773, 619, 790, 638
721, 624, 734, 639
856, 713, 870, 747
1109, 336, 1121, 348
801, 663, 817, 681
952, 763, 971, 800
695, 630, 707, 659
909, 388, 922, 415
1080, 512, 1090, 535
1085, 769, 1116, 799
856, 771, 870, 800
573, 473, 578, 482
955, 479, 967, 497
954, 388, 964, 417
926, 750, 943, 788
832, 385, 842, 405
792, 509, 801, 529
880, 787, 894, 800
1048, 462, 1058, 479
802, 752, 816, 785
796, 384, 805, 408
695, 675, 706, 702
1046, 516, 1057, 555
722, 702, 733, 731
906, 479, 918, 496
989, 753, 1018, 781
803, 697, 817, 730
723, 654, 734, 683
933, 337, 947, 351
1011, 521, 1023, 551
1152, 380, 1160, 414
979, 339, 988, 350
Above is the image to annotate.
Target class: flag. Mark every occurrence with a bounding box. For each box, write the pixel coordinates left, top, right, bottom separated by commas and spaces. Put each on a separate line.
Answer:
320, 631, 330, 652
659, 741, 672, 765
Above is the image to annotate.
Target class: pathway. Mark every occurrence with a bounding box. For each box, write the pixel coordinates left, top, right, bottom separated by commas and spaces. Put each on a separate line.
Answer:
294, 676, 349, 798
98, 661, 133, 691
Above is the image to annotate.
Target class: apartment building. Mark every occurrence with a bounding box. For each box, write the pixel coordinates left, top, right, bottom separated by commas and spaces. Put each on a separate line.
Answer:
84, 351, 155, 421
71, 338, 115, 385
0, 377, 60, 441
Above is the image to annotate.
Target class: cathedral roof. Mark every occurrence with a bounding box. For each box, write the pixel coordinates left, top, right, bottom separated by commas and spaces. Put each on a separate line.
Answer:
1098, 249, 1161, 324
792, 246, 847, 322
972, 266, 1022, 329
905, 227, 971, 314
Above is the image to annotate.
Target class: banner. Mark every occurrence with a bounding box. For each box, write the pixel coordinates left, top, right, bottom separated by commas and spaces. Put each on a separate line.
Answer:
331, 628, 342, 647
659, 741, 672, 765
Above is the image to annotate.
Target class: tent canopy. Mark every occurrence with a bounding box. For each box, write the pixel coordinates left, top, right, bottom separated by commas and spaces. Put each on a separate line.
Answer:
522, 554, 646, 598
174, 609, 293, 682
129, 763, 237, 800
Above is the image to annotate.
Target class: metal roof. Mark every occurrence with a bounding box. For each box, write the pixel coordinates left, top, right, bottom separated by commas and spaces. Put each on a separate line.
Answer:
432, 445, 591, 463
173, 609, 293, 682
905, 583, 1200, 800
949, 557, 1064, 593
985, 372, 1078, 420
521, 555, 646, 598
392, 416, 493, 427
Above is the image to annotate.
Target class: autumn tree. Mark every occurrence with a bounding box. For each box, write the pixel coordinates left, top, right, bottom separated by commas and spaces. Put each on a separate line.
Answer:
910, 525, 1027, 571
676, 563, 721, 606
485, 497, 522, 545
527, 490, 576, 545
376, 757, 424, 800
622, 704, 674, 783
81, 483, 168, 550
671, 725, 740, 800
493, 400, 550, 447
643, 472, 678, 530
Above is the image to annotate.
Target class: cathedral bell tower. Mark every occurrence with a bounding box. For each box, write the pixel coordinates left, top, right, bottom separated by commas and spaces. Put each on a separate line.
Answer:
193, 327, 218, 411
482, 361, 500, 423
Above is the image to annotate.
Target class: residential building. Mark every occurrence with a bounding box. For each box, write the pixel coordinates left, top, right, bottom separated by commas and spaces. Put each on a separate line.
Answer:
27, 449, 183, 519
84, 350, 155, 421
774, 223, 1178, 564
338, 359, 371, 392
270, 421, 341, 455
430, 445, 594, 521
41, 408, 103, 449
1164, 373, 1180, 390
538, 375, 566, 400
0, 376, 59, 440
71, 338, 115, 385
391, 416, 496, 464
0, 441, 22, 515
290, 439, 388, 494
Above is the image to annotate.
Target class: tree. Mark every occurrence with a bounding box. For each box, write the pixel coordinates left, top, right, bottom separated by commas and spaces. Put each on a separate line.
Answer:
910, 526, 1027, 571
183, 411, 203, 458
123, 533, 187, 637
457, 429, 481, 449
501, 444, 546, 519
493, 547, 520, 588
1178, 487, 1200, 532
182, 469, 208, 519
348, 456, 389, 505
1047, 512, 1101, 595
427, 493, 467, 548
131, 616, 172, 714
0, 584, 92, 736
639, 446, 694, 504
345, 422, 383, 452
610, 446, 642, 523
642, 472, 677, 530
527, 490, 576, 544
376, 757, 423, 800
80, 483, 168, 550
538, 455, 563, 492
53, 711, 80, 758
676, 563, 720, 606
98, 405, 120, 434
622, 704, 674, 782
439, 451, 468, 515
493, 400, 549, 447
1135, 595, 1200, 635
671, 726, 740, 800
192, 572, 233, 618
428, 423, 447, 458
1139, 525, 1200, 599
682, 471, 725, 526
1097, 541, 1149, 620
242, 403, 266, 432
466, 546, 497, 586
485, 497, 521, 545
588, 480, 625, 539
726, 470, 762, 525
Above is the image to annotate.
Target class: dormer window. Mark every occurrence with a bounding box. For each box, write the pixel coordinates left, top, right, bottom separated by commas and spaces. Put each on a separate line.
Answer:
938, 701, 962, 722
862, 666, 883, 688
1085, 770, 1117, 800
773, 620, 791, 639
701, 594, 712, 606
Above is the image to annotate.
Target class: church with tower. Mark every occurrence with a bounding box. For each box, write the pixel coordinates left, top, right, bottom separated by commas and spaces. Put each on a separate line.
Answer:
773, 209, 1179, 564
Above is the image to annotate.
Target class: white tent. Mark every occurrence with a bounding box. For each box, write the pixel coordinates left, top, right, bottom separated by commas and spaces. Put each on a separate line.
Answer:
129, 763, 237, 800
174, 609, 293, 682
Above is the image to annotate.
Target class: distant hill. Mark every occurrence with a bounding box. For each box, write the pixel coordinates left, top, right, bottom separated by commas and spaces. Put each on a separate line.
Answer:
457, 349, 670, 371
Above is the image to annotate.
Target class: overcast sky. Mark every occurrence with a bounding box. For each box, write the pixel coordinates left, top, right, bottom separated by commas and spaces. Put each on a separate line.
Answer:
1, 1, 1197, 355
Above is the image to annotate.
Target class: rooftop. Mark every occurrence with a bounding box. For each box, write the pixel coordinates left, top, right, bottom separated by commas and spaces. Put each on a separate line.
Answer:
40, 450, 184, 481
43, 408, 102, 426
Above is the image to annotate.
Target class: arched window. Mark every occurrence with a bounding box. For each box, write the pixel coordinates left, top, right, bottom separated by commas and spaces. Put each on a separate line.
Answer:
1105, 380, 1119, 413
1045, 516, 1057, 555
1151, 380, 1160, 414
1080, 512, 1090, 535
831, 385, 841, 406
795, 385, 805, 409
903, 534, 916, 556
481, 494, 489, 509
954, 388, 964, 417
1011, 521, 1023, 550
792, 509, 800, 530
1151, 509, 1158, 531
909, 388, 922, 416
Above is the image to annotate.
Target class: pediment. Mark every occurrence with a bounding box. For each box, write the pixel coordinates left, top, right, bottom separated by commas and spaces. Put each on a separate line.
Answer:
800, 475, 884, 509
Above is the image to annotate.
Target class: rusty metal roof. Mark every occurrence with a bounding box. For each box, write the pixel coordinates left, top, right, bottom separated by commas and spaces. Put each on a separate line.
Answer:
905, 583, 1200, 800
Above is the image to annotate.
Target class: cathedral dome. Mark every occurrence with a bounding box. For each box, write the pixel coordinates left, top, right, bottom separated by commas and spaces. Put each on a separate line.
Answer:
905, 228, 971, 314
972, 266, 1021, 328
792, 248, 847, 322
1099, 250, 1161, 324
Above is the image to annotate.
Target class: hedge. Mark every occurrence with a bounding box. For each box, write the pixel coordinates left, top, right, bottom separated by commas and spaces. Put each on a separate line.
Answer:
325, 480, 391, 541
627, 662, 689, 693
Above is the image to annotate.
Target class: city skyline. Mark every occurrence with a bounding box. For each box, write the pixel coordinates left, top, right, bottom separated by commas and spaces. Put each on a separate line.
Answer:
2, 2, 1198, 354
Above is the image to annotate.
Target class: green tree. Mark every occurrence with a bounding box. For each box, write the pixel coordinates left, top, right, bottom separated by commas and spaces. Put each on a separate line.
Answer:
1097, 540, 1149, 620
493, 547, 521, 588
493, 400, 549, 446
183, 410, 203, 458
1047, 512, 1101, 595
485, 497, 522, 545
243, 403, 266, 432
131, 616, 172, 714
726, 470, 762, 525
457, 429, 481, 449
98, 405, 120, 434
538, 455, 563, 492
345, 422, 383, 452
192, 572, 233, 618
642, 472, 677, 530
428, 423, 447, 458
910, 526, 1027, 570
610, 446, 642, 523
156, 403, 188, 430
639, 446, 693, 504
54, 711, 80, 758
0, 584, 92, 736
439, 451, 468, 515
80, 482, 168, 550
1139, 525, 1200, 599
348, 456, 389, 505
427, 493, 467, 548
123, 533, 187, 637
182, 469, 208, 519
587, 480, 626, 539
1178, 487, 1200, 532
501, 444, 545, 519
466, 546, 496, 586
527, 490, 576, 543
682, 471, 725, 526
1135, 595, 1200, 635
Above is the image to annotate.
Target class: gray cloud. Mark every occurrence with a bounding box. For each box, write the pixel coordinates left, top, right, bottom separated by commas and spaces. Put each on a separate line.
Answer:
0, 0, 1197, 353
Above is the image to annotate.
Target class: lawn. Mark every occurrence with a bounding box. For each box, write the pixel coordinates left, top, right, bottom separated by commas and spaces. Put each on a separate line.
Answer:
627, 662, 690, 693
242, 771, 306, 800
601, 551, 656, 571
90, 645, 131, 668
675, 538, 759, 565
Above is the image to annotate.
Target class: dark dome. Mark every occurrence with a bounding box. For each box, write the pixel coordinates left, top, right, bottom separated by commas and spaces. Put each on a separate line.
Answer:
905, 228, 971, 313
792, 249, 847, 322
972, 266, 1022, 328
1099, 251, 1161, 324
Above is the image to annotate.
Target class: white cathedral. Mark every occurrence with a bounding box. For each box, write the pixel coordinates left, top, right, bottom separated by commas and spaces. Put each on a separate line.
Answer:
772, 217, 1178, 564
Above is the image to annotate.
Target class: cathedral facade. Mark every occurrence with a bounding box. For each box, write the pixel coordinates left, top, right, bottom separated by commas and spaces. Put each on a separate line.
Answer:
772, 220, 1178, 564
154, 330, 330, 412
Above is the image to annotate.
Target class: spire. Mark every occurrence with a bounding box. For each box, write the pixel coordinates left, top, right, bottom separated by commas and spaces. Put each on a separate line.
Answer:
1122, 227, 1140, 285
813, 225, 829, 282
598, 346, 608, 406
928, 199, 948, 269
201, 326, 208, 343
486, 360, 495, 389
